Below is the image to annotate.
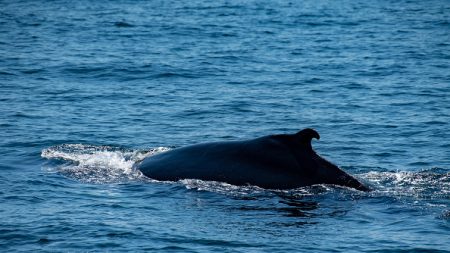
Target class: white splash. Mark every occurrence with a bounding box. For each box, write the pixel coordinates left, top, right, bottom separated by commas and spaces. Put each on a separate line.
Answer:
41, 144, 170, 183
359, 169, 449, 198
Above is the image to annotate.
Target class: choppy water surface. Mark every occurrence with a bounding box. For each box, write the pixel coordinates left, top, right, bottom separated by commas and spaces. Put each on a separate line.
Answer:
1, 0, 449, 252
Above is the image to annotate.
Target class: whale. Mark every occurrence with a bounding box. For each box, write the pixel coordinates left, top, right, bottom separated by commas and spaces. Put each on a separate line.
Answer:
135, 128, 370, 191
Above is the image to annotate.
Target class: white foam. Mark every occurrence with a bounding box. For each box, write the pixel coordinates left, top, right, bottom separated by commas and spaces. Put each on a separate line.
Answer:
360, 170, 449, 198
41, 144, 170, 183
179, 178, 266, 196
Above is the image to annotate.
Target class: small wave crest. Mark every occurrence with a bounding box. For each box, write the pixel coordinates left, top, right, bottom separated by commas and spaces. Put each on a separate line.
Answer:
360, 169, 449, 199
41, 144, 170, 183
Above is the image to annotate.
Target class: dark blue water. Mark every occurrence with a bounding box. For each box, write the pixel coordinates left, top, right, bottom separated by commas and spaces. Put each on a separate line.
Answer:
1, 0, 449, 252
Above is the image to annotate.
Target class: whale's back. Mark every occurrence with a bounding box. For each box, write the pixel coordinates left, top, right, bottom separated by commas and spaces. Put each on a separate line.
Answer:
136, 137, 307, 188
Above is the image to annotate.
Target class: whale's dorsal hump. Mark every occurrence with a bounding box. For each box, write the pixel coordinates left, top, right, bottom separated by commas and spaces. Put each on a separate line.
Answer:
295, 128, 320, 144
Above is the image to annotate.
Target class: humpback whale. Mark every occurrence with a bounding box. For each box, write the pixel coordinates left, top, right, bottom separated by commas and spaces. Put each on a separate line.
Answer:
136, 128, 369, 191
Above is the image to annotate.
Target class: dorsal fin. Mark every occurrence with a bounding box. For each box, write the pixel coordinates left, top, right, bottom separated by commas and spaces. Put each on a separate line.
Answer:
295, 128, 320, 144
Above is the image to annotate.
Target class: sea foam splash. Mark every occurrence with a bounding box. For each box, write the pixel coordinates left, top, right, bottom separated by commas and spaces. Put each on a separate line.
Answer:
360, 169, 449, 199
41, 144, 169, 183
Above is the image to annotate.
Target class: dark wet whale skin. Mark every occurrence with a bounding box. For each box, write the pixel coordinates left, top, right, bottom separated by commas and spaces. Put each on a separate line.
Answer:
136, 129, 369, 191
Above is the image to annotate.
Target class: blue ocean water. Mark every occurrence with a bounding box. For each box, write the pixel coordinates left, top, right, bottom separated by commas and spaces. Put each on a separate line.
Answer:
1, 0, 449, 252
